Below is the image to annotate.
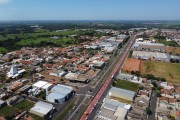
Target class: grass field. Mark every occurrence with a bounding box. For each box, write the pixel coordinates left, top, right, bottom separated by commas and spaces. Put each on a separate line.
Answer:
16, 37, 75, 46
0, 99, 34, 119
0, 47, 8, 54
0, 29, 79, 47
167, 46, 180, 55
157, 39, 179, 47
14, 99, 34, 111
113, 80, 140, 92
140, 61, 180, 84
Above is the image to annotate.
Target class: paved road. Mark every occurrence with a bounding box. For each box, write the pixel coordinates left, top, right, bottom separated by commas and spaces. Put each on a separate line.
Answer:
148, 90, 157, 120
80, 34, 137, 120
57, 34, 136, 120
87, 35, 136, 120
62, 40, 130, 120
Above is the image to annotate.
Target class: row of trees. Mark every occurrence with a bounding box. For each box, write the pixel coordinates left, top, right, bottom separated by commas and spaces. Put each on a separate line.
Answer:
129, 70, 167, 82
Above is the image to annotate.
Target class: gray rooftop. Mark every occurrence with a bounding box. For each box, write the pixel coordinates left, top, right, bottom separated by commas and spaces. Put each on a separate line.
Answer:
30, 101, 53, 115
0, 99, 5, 104
117, 73, 134, 79
98, 107, 117, 120
109, 87, 136, 98
51, 84, 73, 94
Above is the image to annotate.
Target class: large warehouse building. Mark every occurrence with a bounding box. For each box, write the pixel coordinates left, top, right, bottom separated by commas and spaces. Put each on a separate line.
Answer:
109, 87, 136, 101
96, 98, 131, 120
133, 40, 166, 52
46, 84, 74, 103
32, 81, 53, 90
132, 51, 170, 62
29, 101, 54, 118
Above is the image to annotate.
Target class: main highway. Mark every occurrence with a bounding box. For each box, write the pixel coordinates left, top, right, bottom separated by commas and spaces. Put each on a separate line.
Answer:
80, 33, 137, 120
59, 33, 137, 120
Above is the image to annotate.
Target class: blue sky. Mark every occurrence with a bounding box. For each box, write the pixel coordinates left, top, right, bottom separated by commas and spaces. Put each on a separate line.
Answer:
0, 0, 179, 20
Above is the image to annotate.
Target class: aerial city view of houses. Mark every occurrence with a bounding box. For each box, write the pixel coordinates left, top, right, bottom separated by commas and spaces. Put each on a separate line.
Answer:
0, 0, 180, 120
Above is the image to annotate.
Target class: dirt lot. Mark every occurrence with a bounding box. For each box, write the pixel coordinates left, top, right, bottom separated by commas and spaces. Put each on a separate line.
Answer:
122, 58, 141, 72
166, 46, 180, 55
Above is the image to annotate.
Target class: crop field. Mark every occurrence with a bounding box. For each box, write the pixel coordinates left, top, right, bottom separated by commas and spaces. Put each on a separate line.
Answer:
140, 61, 180, 84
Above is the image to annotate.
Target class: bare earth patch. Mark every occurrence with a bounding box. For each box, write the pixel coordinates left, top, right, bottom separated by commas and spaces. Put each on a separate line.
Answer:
122, 58, 141, 72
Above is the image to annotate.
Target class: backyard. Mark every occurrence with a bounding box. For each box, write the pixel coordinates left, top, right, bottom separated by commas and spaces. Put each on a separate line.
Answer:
0, 99, 34, 119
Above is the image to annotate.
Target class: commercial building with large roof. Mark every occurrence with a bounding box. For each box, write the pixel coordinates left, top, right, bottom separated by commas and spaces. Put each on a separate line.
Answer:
32, 81, 53, 90
132, 51, 170, 62
95, 98, 131, 120
133, 40, 166, 52
46, 84, 74, 103
29, 101, 54, 118
109, 87, 136, 101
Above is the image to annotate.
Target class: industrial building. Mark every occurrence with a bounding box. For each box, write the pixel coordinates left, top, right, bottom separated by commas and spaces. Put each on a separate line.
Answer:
29, 101, 54, 118
109, 87, 136, 101
96, 98, 131, 120
133, 41, 166, 52
65, 72, 90, 83
65, 72, 78, 80
116, 73, 142, 84
46, 84, 74, 103
116, 73, 135, 81
132, 51, 170, 62
32, 81, 53, 90
0, 100, 5, 108
93, 61, 105, 69
28, 81, 53, 96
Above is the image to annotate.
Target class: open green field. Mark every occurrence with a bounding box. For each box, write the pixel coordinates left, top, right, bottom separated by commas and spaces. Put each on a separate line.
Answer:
113, 80, 140, 92
140, 61, 180, 84
0, 29, 79, 41
159, 40, 179, 47
0, 29, 101, 54
16, 37, 75, 47
0, 99, 34, 119
14, 99, 34, 111
156, 39, 179, 47
0, 47, 8, 54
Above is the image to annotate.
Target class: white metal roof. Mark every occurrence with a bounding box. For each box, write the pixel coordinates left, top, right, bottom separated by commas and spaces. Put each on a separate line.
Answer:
30, 101, 53, 115
51, 84, 73, 94
32, 81, 52, 89
109, 87, 136, 98
46, 92, 66, 99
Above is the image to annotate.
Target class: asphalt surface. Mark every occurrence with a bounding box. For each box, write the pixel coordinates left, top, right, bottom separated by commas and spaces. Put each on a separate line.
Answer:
80, 34, 137, 120
52, 34, 136, 120
148, 90, 157, 120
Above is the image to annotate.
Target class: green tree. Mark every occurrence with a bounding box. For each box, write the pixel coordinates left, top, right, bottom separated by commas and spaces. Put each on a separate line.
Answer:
152, 81, 157, 88
146, 107, 152, 115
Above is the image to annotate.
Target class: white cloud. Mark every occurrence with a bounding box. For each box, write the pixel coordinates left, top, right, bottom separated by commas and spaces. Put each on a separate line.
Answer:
0, 0, 11, 4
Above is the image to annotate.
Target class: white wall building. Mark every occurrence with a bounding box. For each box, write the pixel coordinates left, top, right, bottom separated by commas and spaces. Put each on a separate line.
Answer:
29, 101, 54, 118
32, 81, 53, 90
109, 87, 136, 101
46, 84, 74, 103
